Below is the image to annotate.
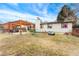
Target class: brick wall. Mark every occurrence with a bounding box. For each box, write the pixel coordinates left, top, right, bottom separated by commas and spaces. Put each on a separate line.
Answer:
2, 20, 35, 32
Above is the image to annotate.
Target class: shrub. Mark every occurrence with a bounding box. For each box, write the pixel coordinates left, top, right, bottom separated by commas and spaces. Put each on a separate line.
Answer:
29, 29, 36, 32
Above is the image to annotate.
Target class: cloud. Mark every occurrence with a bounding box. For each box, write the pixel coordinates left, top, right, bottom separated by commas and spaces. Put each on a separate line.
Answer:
32, 4, 49, 17
0, 3, 61, 24
0, 9, 37, 23
30, 3, 57, 22
0, 9, 57, 24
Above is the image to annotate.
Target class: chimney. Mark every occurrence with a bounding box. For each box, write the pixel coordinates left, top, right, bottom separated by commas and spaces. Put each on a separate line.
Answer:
35, 17, 41, 32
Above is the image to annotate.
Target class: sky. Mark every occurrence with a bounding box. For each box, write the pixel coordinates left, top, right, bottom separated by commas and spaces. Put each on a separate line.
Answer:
0, 3, 79, 24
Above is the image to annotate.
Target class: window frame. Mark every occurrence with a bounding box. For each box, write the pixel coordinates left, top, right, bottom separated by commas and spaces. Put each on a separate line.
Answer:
47, 24, 52, 29
61, 23, 68, 28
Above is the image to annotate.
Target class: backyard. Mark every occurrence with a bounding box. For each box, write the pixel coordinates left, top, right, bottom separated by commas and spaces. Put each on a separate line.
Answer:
0, 32, 79, 56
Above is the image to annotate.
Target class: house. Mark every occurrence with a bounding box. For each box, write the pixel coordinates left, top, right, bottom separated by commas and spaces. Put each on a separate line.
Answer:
2, 20, 35, 32
35, 17, 73, 34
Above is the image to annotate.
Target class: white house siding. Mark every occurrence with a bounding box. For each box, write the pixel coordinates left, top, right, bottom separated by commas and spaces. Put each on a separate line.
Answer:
40, 24, 47, 32
35, 18, 73, 33
35, 19, 41, 32
40, 23, 72, 33
60, 23, 72, 33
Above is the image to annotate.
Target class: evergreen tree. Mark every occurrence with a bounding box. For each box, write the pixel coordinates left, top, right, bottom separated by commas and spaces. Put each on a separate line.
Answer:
57, 5, 77, 22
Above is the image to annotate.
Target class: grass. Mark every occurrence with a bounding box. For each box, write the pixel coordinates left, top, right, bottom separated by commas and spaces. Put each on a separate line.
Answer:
0, 32, 79, 56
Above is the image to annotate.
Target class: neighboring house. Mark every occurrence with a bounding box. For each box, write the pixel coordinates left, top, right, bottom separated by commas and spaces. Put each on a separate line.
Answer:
2, 20, 35, 32
35, 17, 73, 33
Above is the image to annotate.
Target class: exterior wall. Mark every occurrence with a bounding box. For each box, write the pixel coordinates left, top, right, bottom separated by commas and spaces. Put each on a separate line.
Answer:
35, 19, 41, 32
39, 23, 72, 33
2, 20, 35, 32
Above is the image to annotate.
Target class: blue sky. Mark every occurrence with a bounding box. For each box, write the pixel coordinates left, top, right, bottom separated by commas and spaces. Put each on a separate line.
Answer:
0, 3, 78, 24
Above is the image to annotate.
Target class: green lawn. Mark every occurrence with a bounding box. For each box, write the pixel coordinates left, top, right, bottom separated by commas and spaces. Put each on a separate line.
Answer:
0, 32, 79, 56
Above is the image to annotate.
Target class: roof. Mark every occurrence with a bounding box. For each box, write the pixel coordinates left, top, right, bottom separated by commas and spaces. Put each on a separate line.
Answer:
41, 21, 74, 25
2, 20, 34, 25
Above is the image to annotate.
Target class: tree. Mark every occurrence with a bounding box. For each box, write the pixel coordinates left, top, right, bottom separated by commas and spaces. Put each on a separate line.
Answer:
57, 5, 77, 22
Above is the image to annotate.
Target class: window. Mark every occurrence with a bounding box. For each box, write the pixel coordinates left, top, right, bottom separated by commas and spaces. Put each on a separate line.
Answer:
61, 23, 68, 28
40, 25, 43, 28
16, 25, 20, 28
47, 24, 52, 29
